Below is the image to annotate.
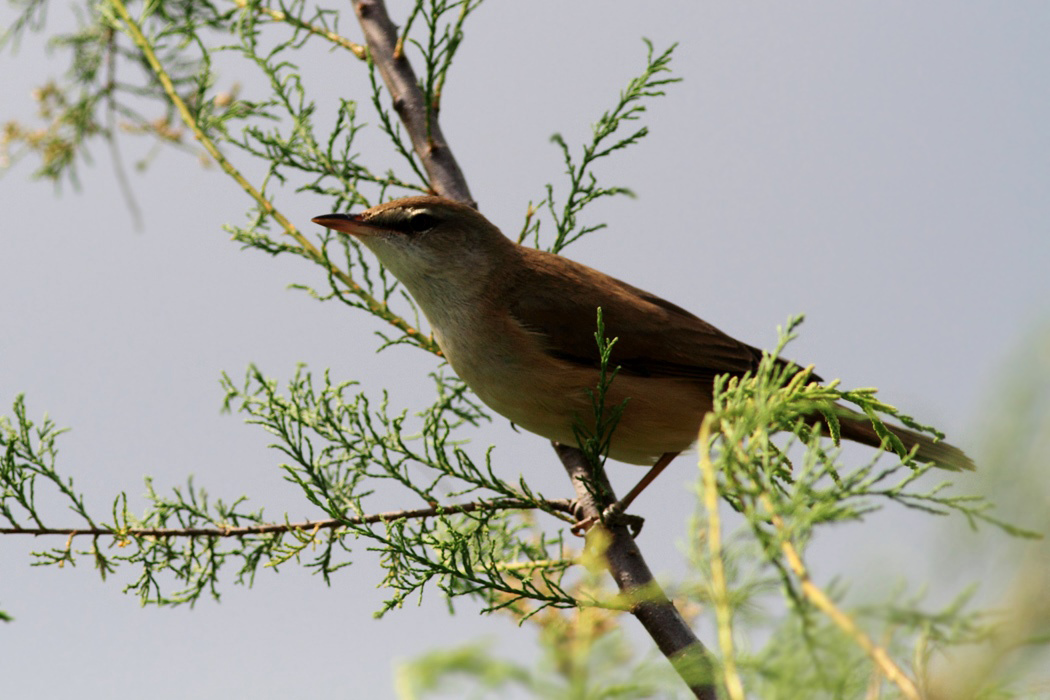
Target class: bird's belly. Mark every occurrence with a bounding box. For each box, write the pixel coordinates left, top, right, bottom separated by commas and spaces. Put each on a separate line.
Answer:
438, 329, 709, 465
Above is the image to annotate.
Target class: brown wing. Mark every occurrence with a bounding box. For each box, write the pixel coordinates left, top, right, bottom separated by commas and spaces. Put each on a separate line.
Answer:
504, 247, 802, 384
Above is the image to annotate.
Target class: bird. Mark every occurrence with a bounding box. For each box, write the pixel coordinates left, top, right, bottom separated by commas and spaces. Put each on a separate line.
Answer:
312, 196, 974, 510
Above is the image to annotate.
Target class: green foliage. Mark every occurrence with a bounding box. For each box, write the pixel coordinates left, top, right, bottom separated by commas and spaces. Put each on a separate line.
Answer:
401, 0, 484, 116
1, 0, 470, 353
518, 39, 681, 254
570, 308, 628, 478
0, 371, 579, 611
394, 588, 686, 699
1, 395, 87, 529
3, 316, 1032, 693
2, 1, 1043, 697
222, 365, 577, 615
706, 317, 1030, 536
3, 0, 234, 184
677, 316, 1034, 697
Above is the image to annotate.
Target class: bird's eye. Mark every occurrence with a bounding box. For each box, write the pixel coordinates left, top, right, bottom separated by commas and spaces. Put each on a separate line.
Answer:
401, 211, 439, 234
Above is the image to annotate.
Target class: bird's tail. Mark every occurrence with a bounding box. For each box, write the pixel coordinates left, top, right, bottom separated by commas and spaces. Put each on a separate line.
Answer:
834, 408, 976, 472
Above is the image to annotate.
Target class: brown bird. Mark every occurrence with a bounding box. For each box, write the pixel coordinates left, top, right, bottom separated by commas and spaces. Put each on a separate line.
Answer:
313, 196, 974, 509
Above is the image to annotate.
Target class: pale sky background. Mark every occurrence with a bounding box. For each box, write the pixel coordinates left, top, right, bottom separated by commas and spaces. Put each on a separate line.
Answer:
3, 2, 1049, 698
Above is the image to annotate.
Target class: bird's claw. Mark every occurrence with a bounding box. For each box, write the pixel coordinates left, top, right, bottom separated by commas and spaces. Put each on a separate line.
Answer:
568, 501, 645, 537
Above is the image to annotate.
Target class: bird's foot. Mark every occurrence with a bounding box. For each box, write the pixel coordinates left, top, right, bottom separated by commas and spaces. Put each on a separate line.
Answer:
569, 501, 644, 537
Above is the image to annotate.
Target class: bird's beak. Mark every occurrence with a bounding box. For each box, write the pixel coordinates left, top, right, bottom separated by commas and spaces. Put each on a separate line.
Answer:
311, 213, 384, 238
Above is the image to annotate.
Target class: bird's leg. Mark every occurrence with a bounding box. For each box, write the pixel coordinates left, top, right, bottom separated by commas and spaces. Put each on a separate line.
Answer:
607, 451, 680, 517
570, 451, 680, 536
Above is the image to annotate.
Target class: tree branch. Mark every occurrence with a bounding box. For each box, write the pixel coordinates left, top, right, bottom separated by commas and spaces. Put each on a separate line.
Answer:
354, 4, 712, 695
353, 0, 475, 206
554, 443, 718, 700
0, 498, 575, 539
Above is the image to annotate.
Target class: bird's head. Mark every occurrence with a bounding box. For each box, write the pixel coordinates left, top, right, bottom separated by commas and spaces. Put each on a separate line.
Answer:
312, 196, 511, 298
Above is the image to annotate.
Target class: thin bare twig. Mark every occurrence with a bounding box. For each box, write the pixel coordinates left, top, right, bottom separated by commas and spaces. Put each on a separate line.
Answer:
0, 498, 575, 539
